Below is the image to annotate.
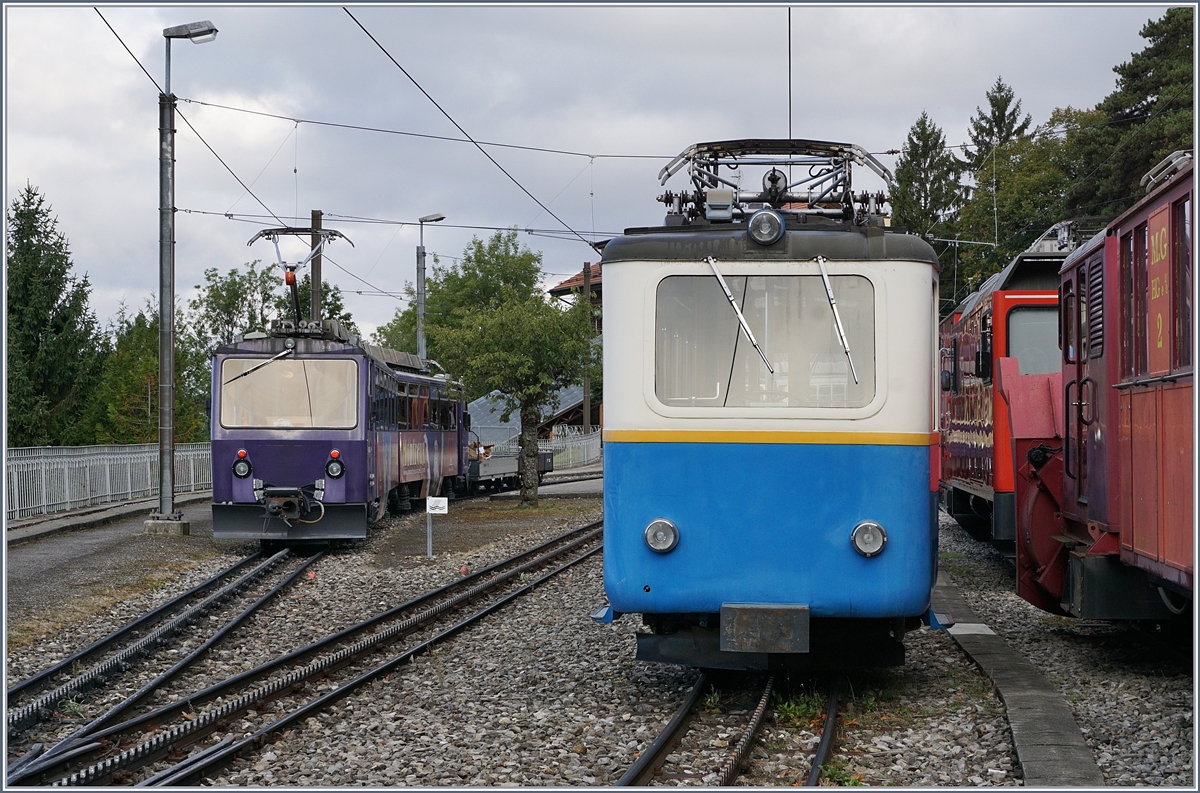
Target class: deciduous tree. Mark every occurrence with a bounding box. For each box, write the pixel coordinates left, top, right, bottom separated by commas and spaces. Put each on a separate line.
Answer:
430, 289, 595, 506
372, 230, 542, 357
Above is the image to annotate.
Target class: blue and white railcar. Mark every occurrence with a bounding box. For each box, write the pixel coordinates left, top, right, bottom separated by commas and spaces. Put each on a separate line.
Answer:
599, 140, 941, 670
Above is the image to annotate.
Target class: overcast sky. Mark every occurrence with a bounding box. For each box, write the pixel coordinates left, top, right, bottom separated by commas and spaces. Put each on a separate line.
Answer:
4, 3, 1171, 339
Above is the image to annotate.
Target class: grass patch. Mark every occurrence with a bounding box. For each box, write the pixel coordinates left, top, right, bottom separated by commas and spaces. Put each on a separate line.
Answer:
819, 756, 863, 786
702, 685, 722, 712
774, 689, 826, 727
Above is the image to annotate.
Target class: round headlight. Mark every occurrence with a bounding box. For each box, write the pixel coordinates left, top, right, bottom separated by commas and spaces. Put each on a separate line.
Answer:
747, 209, 785, 246
232, 458, 252, 479
326, 458, 345, 479
851, 520, 887, 557
644, 518, 679, 553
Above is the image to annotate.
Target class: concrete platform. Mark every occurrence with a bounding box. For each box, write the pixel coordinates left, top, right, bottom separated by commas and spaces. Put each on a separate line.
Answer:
6, 492, 212, 547
930, 572, 1105, 787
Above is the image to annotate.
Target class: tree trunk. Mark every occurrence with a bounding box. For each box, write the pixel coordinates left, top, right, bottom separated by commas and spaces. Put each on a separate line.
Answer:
519, 402, 540, 507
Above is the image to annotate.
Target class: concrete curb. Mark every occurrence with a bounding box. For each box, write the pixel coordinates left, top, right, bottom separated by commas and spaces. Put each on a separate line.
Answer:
930, 572, 1105, 787
6, 492, 213, 548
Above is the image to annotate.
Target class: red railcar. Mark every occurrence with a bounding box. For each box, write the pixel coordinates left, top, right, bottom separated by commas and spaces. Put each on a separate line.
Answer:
997, 153, 1193, 618
939, 224, 1092, 545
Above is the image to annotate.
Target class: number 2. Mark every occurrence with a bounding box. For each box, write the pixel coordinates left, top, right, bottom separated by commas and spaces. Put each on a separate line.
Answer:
1157, 313, 1164, 348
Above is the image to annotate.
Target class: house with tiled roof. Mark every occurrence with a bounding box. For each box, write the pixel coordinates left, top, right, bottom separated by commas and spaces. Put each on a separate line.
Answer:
548, 262, 601, 332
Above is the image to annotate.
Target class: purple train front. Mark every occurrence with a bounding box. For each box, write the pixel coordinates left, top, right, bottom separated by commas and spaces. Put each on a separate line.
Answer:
211, 319, 467, 542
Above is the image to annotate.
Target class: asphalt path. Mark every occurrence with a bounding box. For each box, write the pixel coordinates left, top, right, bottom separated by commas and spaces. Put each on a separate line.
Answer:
5, 502, 244, 624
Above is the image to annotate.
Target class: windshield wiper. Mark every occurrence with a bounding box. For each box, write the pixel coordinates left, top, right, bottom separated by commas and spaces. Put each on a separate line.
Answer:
705, 257, 774, 373
815, 255, 859, 384
223, 348, 293, 386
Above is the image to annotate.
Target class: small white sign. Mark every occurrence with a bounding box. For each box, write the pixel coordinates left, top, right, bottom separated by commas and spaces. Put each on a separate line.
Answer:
427, 497, 449, 515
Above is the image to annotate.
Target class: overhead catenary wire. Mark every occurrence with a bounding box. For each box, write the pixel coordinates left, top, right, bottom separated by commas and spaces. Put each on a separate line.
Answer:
178, 97, 672, 161
343, 7, 602, 253
176, 208, 622, 238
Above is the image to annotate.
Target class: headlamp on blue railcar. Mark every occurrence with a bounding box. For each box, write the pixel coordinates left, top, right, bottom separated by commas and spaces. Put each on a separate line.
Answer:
232, 449, 252, 479
644, 518, 679, 553
747, 209, 785, 246
851, 520, 887, 557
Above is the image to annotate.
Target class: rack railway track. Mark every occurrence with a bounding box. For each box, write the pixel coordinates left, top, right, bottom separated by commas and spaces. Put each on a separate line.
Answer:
12, 521, 603, 786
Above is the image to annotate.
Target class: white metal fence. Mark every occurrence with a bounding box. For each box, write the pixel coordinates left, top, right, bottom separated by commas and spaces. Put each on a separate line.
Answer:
6, 443, 212, 521
493, 427, 602, 470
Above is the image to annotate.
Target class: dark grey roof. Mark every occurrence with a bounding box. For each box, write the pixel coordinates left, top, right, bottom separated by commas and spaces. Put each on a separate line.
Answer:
467, 384, 585, 446
601, 226, 938, 269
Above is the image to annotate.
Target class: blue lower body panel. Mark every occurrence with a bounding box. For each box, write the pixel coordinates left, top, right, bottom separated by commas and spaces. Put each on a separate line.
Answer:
603, 442, 936, 618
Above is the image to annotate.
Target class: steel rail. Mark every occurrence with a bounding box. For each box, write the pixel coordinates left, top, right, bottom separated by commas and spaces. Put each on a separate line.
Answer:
6, 550, 292, 737
146, 544, 603, 786
58, 538, 604, 787
6, 551, 264, 704
12, 553, 323, 784
717, 675, 775, 785
45, 525, 603, 786
804, 681, 841, 786
616, 673, 709, 786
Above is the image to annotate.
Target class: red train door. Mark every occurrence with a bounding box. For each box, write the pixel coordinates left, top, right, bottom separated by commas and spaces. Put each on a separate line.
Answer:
1061, 270, 1090, 504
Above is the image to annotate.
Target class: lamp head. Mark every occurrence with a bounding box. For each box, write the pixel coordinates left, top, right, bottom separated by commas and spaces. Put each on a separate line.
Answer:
164, 20, 218, 43
419, 213, 446, 224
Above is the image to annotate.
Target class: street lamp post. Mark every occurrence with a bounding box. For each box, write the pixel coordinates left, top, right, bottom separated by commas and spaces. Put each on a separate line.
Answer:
416, 213, 445, 362
146, 20, 217, 536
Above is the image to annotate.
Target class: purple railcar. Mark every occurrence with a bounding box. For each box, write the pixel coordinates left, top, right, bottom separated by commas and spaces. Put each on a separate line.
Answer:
211, 319, 467, 542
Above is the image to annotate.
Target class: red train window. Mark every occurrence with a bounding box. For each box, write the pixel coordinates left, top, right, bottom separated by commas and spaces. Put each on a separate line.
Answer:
1175, 196, 1193, 369
1120, 233, 1134, 377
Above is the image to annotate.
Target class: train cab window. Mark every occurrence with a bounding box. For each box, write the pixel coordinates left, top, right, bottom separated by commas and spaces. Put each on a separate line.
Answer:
1007, 306, 1059, 374
1119, 227, 1151, 379
220, 357, 358, 428
1175, 196, 1192, 369
1062, 281, 1077, 363
654, 274, 875, 408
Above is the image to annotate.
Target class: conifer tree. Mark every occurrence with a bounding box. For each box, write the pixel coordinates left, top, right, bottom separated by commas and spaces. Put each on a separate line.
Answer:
6, 185, 107, 446
963, 77, 1033, 172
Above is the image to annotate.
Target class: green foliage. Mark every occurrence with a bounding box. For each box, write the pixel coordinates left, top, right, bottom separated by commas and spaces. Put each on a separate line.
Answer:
773, 690, 825, 727
820, 756, 864, 786
91, 301, 209, 444
6, 185, 108, 447
1065, 7, 1194, 216
189, 261, 279, 357
950, 106, 1104, 309
272, 271, 358, 335
962, 77, 1032, 171
372, 230, 542, 357
892, 111, 963, 237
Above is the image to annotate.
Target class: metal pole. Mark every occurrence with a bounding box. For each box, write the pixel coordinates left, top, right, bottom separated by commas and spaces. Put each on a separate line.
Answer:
582, 262, 591, 434
416, 222, 427, 360
154, 82, 178, 520
310, 209, 322, 321
427, 511, 433, 558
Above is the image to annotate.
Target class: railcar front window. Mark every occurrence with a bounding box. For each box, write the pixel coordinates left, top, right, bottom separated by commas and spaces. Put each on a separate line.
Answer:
220, 358, 358, 428
1007, 306, 1059, 374
655, 274, 876, 408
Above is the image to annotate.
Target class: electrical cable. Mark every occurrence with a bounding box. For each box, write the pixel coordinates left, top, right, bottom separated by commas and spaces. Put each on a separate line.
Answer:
177, 208, 622, 237
94, 8, 284, 226
178, 97, 672, 160
343, 7, 601, 253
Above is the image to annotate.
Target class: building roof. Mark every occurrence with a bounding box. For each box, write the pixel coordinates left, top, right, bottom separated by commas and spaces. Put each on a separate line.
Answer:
548, 263, 601, 297
467, 384, 586, 446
